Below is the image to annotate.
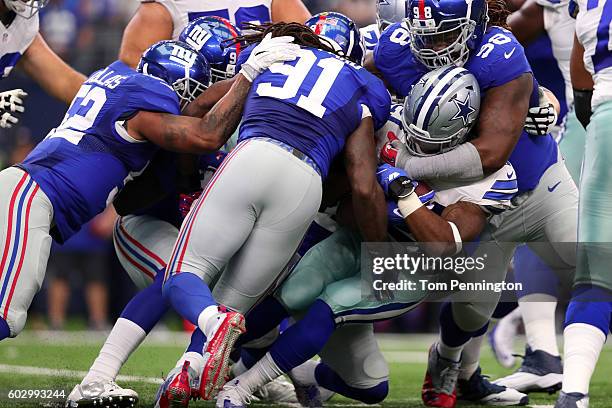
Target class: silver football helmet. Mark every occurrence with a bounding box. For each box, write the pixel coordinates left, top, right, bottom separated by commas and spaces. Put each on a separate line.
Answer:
3, 0, 48, 19
377, 0, 408, 31
402, 66, 480, 156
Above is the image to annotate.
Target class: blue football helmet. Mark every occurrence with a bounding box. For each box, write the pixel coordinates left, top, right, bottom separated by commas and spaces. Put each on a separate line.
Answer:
377, 0, 408, 31
179, 16, 243, 83
406, 0, 489, 69
305, 12, 365, 65
3, 0, 48, 19
137, 40, 211, 109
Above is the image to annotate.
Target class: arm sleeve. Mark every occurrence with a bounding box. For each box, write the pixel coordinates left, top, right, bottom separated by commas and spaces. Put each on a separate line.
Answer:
402, 142, 485, 183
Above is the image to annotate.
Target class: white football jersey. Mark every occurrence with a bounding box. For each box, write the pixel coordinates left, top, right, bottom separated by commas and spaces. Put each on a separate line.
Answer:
144, 0, 272, 39
360, 23, 380, 52
535, 0, 575, 108
575, 0, 612, 108
0, 13, 38, 79
376, 104, 518, 214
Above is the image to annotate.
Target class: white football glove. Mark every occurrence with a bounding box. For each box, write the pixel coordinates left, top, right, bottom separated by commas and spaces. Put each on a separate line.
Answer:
0, 89, 27, 129
239, 33, 301, 82
524, 86, 558, 136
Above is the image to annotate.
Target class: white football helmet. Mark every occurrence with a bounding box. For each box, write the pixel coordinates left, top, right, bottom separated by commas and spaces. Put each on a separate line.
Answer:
3, 0, 49, 19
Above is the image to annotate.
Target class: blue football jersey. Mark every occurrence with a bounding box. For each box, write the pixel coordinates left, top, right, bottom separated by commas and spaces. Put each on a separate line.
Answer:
19, 61, 181, 242
374, 24, 559, 192
236, 46, 391, 178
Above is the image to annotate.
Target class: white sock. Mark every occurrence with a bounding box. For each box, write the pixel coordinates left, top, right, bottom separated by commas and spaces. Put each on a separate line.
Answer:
175, 351, 205, 375
234, 352, 284, 394
562, 323, 606, 395
231, 358, 248, 377
459, 335, 484, 380
437, 340, 463, 363
519, 295, 559, 356
82, 318, 146, 384
198, 305, 221, 339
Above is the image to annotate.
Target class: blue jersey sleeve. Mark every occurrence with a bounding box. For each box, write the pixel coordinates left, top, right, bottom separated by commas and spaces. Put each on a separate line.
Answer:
359, 71, 392, 130
373, 23, 427, 97
466, 27, 532, 90
125, 74, 181, 117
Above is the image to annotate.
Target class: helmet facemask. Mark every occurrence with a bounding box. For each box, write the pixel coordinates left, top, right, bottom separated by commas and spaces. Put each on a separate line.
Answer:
172, 74, 209, 110
403, 121, 469, 156
408, 17, 476, 69
4, 0, 49, 19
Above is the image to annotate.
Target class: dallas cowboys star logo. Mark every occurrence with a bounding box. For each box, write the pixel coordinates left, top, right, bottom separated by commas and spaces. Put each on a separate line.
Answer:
450, 94, 476, 127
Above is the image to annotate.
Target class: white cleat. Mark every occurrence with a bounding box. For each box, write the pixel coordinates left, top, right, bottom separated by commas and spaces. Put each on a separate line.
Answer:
488, 309, 522, 369
253, 376, 298, 403
289, 360, 335, 407
216, 378, 252, 408
494, 347, 562, 394
66, 380, 138, 407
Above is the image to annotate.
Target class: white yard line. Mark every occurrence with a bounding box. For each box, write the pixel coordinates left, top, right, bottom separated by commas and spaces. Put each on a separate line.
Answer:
0, 364, 162, 385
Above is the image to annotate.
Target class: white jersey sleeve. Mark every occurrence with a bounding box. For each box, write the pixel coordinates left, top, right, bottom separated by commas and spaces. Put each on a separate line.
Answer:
144, 0, 272, 39
374, 103, 405, 157
575, 0, 612, 108
0, 14, 38, 79
434, 162, 518, 214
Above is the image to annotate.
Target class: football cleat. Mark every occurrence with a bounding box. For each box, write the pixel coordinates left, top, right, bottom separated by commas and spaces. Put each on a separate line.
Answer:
422, 344, 460, 408
457, 367, 528, 406
253, 376, 299, 404
493, 347, 562, 393
154, 360, 199, 408
215, 379, 252, 408
289, 360, 335, 407
199, 310, 246, 400
554, 391, 589, 408
66, 380, 138, 407
488, 309, 522, 368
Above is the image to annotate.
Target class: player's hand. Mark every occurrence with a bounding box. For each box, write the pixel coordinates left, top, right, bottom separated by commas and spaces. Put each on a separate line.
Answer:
380, 138, 409, 168
0, 89, 27, 129
387, 200, 405, 225
376, 164, 415, 200
524, 86, 558, 136
239, 33, 301, 82
179, 190, 202, 220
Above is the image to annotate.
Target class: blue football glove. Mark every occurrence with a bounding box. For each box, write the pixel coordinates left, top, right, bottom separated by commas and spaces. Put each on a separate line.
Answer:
376, 163, 415, 200
387, 200, 405, 225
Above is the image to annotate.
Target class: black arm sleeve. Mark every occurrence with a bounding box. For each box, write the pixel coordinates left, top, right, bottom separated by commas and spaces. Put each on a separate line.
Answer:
573, 88, 593, 130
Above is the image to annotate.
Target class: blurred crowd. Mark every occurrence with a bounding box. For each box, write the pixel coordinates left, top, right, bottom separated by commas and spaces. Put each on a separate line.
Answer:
0, 0, 437, 333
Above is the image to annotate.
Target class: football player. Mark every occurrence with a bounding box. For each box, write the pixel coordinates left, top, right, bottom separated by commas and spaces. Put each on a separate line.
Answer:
553, 0, 612, 406
66, 22, 301, 408
0, 36, 299, 343
0, 0, 85, 128
216, 66, 527, 408
119, 0, 311, 68
158, 13, 391, 406
372, 0, 578, 407
489, 0, 581, 389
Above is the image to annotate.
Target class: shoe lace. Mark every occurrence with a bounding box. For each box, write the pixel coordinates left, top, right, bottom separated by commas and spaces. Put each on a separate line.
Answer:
440, 366, 460, 394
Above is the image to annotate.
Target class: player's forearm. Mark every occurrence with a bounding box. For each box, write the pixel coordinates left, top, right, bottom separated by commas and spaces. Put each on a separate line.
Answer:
401, 142, 484, 183
404, 207, 457, 256
21, 35, 86, 104
196, 73, 251, 146
352, 182, 388, 242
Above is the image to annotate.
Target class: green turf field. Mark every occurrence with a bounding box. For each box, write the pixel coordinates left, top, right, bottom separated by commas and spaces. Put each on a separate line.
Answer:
0, 331, 610, 407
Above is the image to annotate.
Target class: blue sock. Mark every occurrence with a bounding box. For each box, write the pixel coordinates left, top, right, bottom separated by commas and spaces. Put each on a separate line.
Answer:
0, 317, 10, 340
241, 347, 269, 369
186, 328, 206, 354
238, 296, 289, 347
121, 271, 169, 333
492, 302, 518, 319
270, 300, 335, 373
514, 246, 559, 298
163, 272, 216, 326
565, 284, 612, 336
439, 302, 487, 347
315, 362, 388, 404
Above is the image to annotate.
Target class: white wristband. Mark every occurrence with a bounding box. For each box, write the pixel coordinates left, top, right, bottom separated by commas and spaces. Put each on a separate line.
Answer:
448, 221, 462, 255
397, 193, 422, 218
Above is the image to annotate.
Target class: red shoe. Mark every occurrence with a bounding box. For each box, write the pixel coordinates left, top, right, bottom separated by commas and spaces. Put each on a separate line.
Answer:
155, 360, 198, 408
421, 344, 460, 408
199, 310, 246, 400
